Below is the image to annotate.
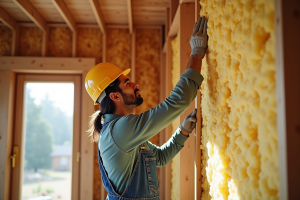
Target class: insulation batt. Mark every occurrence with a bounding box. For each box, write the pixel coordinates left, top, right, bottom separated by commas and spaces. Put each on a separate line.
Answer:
199, 0, 278, 199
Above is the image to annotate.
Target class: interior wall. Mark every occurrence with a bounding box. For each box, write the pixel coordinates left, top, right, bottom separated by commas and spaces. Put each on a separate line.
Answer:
0, 26, 12, 56
48, 27, 72, 57
19, 27, 42, 56
77, 28, 102, 64
106, 29, 131, 71
170, 32, 179, 200
199, 0, 277, 199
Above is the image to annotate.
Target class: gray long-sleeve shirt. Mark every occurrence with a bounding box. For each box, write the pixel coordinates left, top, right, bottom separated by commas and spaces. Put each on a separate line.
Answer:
98, 68, 203, 194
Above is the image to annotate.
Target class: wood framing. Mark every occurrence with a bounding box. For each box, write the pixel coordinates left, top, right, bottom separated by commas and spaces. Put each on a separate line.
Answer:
102, 33, 106, 62
164, 36, 174, 200
275, 0, 300, 199
11, 25, 20, 56
106, 25, 129, 29
130, 28, 136, 82
80, 71, 95, 200
194, 2, 202, 199
126, 0, 133, 34
0, 56, 94, 73
41, 26, 49, 56
0, 70, 15, 200
72, 32, 77, 57
51, 0, 77, 32
168, 7, 180, 37
0, 6, 17, 30
12, 0, 47, 31
178, 3, 195, 199
180, 0, 195, 3
165, 8, 170, 40
88, 0, 106, 34
170, 0, 179, 25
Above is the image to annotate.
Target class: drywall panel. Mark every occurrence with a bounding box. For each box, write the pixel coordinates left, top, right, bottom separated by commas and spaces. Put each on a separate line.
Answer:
19, 27, 42, 56
135, 28, 160, 145
170, 33, 179, 200
77, 28, 102, 64
107, 28, 131, 71
199, 0, 277, 199
48, 27, 72, 57
0, 26, 12, 56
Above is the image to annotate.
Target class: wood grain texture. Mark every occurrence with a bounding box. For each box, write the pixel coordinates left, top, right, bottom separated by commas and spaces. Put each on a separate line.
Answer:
0, 70, 15, 200
93, 143, 101, 200
178, 4, 195, 200
107, 28, 131, 71
170, 33, 179, 200
48, 27, 72, 57
12, 0, 47, 31
19, 27, 42, 56
0, 26, 12, 56
77, 28, 102, 64
135, 28, 160, 145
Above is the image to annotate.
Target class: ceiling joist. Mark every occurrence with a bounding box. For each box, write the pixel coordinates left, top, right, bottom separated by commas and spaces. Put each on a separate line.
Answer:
88, 0, 106, 34
51, 0, 77, 32
0, 6, 17, 30
12, 0, 47, 31
126, 0, 133, 34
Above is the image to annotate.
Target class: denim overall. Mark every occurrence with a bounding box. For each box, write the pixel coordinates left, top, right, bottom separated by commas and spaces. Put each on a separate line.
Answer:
98, 122, 160, 200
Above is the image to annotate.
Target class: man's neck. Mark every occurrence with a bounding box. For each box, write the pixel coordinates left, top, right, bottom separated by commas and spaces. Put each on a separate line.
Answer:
113, 104, 136, 116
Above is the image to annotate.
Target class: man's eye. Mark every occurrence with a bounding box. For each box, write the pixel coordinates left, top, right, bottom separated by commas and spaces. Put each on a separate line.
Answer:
126, 82, 129, 85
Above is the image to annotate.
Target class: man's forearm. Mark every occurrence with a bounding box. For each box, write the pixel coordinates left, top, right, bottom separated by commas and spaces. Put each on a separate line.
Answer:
186, 55, 203, 73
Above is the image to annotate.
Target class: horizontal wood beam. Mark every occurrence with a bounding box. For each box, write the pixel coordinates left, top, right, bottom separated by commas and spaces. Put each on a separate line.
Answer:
0, 6, 17, 30
88, 0, 106, 34
126, 0, 133, 34
51, 0, 77, 32
12, 0, 47, 31
0, 57, 95, 73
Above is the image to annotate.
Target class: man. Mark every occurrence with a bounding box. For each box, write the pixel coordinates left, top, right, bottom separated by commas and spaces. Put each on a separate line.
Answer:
85, 16, 208, 199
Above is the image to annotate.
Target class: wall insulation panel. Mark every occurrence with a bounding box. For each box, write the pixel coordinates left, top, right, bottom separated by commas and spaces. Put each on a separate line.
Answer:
19, 27, 42, 56
77, 28, 102, 64
107, 29, 131, 71
135, 29, 160, 146
171, 33, 180, 200
199, 0, 277, 199
0, 26, 12, 56
48, 27, 72, 57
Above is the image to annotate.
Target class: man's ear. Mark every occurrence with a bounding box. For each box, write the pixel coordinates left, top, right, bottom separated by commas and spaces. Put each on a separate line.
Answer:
109, 92, 121, 102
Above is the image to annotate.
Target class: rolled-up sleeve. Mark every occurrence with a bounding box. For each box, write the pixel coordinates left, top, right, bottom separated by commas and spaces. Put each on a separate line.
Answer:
112, 68, 203, 152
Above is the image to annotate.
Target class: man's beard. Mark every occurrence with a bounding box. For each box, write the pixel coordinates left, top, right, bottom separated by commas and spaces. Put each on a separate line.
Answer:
120, 89, 143, 107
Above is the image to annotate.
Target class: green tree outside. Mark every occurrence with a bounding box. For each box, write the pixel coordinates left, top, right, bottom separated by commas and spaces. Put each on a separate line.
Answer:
24, 88, 53, 172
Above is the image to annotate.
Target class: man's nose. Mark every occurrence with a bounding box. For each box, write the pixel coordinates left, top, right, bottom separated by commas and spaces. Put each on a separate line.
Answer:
134, 84, 139, 90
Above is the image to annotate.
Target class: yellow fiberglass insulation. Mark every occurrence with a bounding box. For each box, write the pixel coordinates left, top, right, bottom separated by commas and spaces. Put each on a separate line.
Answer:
199, 0, 278, 199
171, 33, 180, 200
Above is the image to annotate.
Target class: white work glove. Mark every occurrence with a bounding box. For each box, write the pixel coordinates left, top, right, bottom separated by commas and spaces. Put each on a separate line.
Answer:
179, 109, 197, 134
190, 16, 208, 58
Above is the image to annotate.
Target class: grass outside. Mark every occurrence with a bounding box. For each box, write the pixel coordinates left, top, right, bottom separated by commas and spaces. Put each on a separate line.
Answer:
22, 170, 71, 200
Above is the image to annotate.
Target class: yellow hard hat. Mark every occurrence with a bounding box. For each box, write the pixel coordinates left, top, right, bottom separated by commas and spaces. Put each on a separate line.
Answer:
85, 63, 130, 105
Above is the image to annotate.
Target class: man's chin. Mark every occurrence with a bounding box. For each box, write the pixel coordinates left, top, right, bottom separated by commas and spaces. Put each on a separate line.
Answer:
136, 97, 144, 106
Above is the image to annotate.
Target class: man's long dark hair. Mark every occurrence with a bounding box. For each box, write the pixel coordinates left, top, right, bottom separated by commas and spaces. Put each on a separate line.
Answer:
87, 78, 121, 143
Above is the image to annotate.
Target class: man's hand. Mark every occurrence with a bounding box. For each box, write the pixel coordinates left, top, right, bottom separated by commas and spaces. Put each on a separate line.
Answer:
179, 109, 197, 135
190, 16, 208, 58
